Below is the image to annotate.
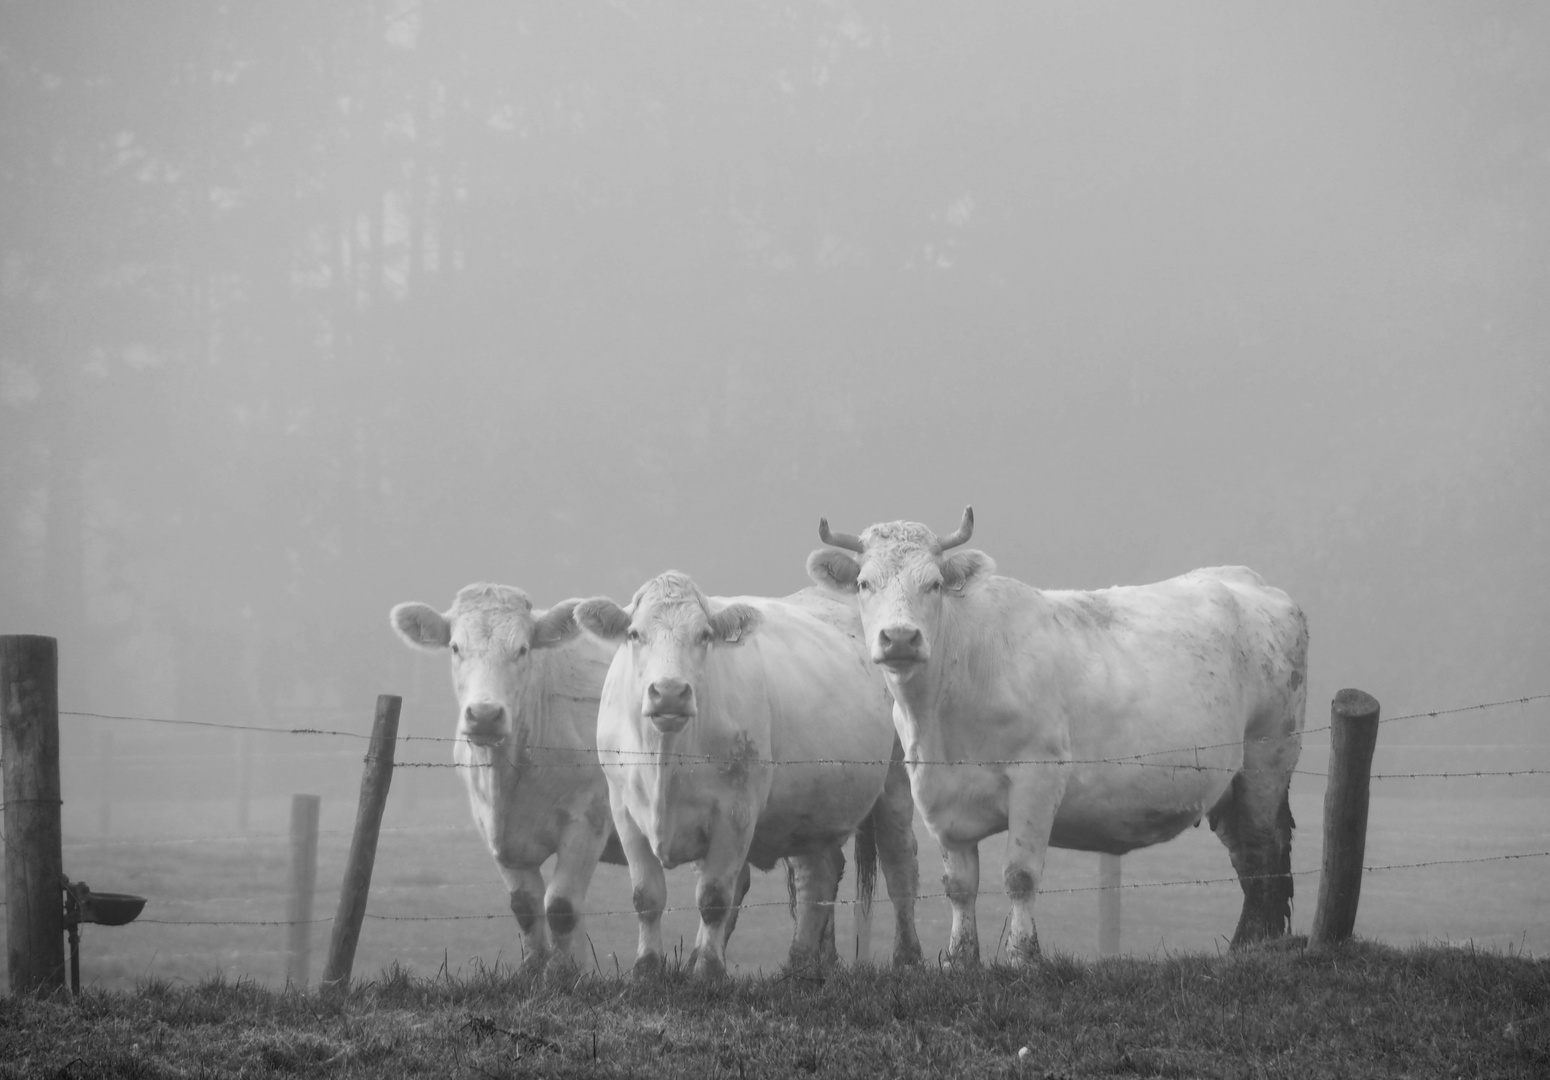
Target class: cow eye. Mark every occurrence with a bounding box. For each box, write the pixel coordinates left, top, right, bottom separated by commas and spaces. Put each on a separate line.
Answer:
627, 628, 641, 643
927, 579, 943, 593
698, 628, 714, 645
517, 644, 529, 658
858, 579, 873, 593
450, 642, 461, 657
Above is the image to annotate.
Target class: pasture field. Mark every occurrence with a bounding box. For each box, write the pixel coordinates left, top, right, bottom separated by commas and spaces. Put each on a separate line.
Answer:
6, 788, 1544, 994
2, 939, 1547, 1078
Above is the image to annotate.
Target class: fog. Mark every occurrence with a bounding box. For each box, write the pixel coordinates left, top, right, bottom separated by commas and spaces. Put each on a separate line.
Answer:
3, 3, 1546, 779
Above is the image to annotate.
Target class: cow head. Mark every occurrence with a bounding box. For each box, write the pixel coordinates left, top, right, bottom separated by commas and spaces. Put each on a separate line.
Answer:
575, 571, 761, 735
390, 584, 584, 747
806, 506, 994, 679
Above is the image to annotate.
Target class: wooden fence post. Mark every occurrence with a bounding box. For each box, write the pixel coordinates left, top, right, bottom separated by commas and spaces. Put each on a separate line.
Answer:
321, 695, 401, 993
1311, 688, 1381, 947
285, 794, 322, 987
1, 635, 66, 996
1098, 854, 1121, 957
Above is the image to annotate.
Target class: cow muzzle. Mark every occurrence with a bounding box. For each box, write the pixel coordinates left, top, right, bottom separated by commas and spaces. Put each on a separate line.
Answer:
874, 625, 928, 670
643, 677, 695, 733
461, 701, 509, 746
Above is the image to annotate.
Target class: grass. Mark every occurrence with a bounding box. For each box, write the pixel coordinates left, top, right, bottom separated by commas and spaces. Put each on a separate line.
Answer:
2, 940, 1547, 1078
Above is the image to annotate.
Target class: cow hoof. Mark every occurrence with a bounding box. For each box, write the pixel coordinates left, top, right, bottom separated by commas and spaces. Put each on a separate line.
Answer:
892, 942, 924, 967
544, 951, 580, 983
1004, 948, 1040, 968
940, 946, 980, 971
784, 944, 821, 971
1006, 935, 1041, 966
691, 951, 727, 980
517, 951, 550, 979
630, 952, 665, 979
1232, 933, 1305, 953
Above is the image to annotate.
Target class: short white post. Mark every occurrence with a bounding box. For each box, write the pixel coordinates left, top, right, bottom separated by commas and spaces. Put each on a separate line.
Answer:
286, 794, 322, 986
235, 729, 254, 833
1098, 854, 1121, 956
97, 728, 114, 836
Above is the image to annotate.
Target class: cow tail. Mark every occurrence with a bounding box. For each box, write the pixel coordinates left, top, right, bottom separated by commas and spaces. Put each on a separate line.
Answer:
785, 858, 797, 922
1278, 785, 1296, 912
855, 804, 878, 919
848, 805, 879, 963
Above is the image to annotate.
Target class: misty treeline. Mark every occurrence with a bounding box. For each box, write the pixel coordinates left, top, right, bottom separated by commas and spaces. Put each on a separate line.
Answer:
1, 3, 1546, 746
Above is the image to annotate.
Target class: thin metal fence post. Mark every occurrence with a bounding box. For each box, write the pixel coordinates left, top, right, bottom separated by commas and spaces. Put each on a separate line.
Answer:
97, 728, 114, 837
236, 728, 254, 833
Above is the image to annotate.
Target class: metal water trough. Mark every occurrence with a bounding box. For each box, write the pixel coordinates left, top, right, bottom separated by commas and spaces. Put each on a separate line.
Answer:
63, 876, 146, 994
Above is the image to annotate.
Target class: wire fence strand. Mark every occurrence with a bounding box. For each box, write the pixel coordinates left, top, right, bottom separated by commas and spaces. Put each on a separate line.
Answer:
117, 850, 1550, 927
52, 692, 1550, 779
13, 691, 1542, 939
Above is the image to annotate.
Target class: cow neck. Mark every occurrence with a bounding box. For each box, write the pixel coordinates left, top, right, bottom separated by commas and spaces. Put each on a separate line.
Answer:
636, 654, 725, 857
882, 596, 959, 765
888, 584, 1014, 764
627, 718, 689, 856
521, 637, 611, 761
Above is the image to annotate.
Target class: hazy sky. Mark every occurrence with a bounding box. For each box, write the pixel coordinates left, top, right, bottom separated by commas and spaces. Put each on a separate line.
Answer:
1, 1, 1546, 751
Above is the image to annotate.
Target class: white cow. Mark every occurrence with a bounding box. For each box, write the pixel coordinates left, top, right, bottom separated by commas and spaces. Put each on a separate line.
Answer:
807, 508, 1308, 964
390, 584, 648, 974
576, 573, 922, 978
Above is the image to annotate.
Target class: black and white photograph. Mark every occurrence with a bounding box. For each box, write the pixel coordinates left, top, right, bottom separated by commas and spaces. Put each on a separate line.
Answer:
2, 3, 1546, 1076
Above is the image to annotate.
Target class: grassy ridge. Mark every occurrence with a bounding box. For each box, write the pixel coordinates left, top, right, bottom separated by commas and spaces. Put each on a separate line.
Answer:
3, 941, 1546, 1079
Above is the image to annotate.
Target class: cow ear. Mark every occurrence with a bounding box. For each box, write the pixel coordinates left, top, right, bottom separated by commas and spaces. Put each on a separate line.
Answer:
531, 599, 584, 650
575, 597, 631, 642
807, 548, 861, 594
709, 603, 761, 645
391, 603, 451, 650
941, 550, 995, 592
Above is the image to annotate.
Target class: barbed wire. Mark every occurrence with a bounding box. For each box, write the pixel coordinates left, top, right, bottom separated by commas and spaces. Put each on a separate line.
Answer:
388, 756, 1549, 781
57, 823, 467, 850
51, 693, 1550, 779
1379, 694, 1550, 725
18, 692, 1544, 932
116, 850, 1550, 927
59, 709, 445, 745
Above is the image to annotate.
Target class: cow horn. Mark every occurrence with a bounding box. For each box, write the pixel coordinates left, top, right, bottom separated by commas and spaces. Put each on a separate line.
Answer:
818, 517, 865, 553
937, 506, 974, 550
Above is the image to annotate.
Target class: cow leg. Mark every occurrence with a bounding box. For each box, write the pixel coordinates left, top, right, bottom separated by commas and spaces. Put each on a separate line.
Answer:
689, 823, 749, 979
1210, 767, 1297, 946
544, 814, 611, 975
875, 756, 923, 966
819, 844, 844, 965
1003, 769, 1065, 965
939, 841, 981, 966
787, 845, 844, 969
613, 811, 668, 976
722, 862, 753, 946
499, 865, 550, 975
